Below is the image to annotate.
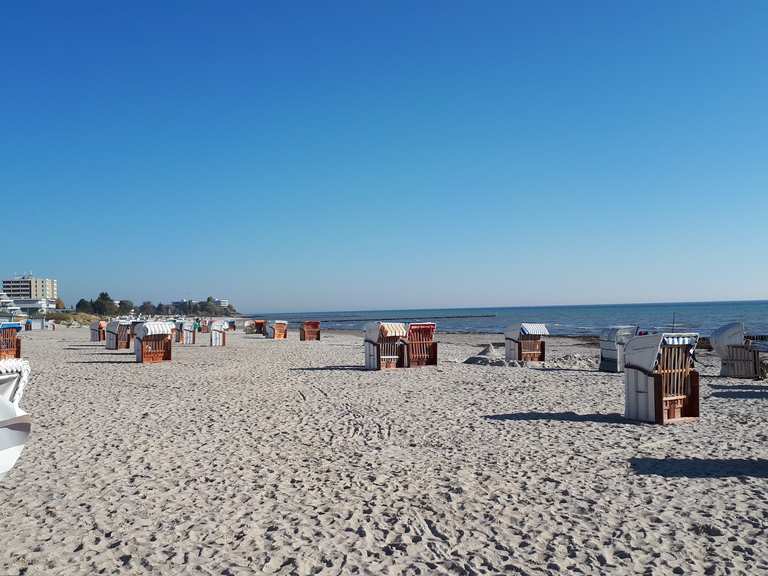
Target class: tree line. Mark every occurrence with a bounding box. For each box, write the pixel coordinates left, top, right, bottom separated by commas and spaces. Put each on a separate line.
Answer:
75, 293, 237, 317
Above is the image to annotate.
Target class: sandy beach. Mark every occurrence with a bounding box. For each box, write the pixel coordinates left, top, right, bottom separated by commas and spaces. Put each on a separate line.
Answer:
1, 327, 767, 575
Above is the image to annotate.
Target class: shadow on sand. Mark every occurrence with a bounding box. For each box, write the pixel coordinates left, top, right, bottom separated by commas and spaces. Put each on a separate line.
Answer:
289, 365, 367, 372
483, 411, 629, 424
67, 360, 134, 365
534, 367, 597, 373
710, 390, 768, 400
709, 383, 768, 390
630, 458, 768, 478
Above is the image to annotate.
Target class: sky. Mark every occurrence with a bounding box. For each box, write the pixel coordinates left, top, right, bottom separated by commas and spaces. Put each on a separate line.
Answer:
2, 2, 767, 312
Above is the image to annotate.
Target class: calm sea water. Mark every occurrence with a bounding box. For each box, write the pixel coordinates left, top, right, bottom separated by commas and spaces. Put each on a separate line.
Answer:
247, 300, 768, 336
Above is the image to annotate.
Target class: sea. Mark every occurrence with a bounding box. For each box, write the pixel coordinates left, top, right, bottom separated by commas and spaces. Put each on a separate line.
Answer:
246, 300, 768, 336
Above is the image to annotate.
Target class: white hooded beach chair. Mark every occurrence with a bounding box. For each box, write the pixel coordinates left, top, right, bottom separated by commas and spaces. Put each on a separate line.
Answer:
0, 359, 32, 481
624, 333, 700, 424
105, 320, 132, 350
176, 321, 196, 345
364, 322, 407, 370
710, 323, 764, 380
599, 326, 639, 372
134, 322, 174, 364
505, 323, 549, 363
245, 319, 268, 336
268, 321, 288, 340
210, 321, 227, 347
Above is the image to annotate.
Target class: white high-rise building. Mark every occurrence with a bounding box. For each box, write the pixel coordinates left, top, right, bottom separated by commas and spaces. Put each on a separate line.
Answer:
2, 276, 58, 300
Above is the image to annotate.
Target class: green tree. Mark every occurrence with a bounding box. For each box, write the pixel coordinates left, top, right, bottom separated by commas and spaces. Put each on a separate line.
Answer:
155, 302, 169, 315
92, 292, 118, 316
75, 299, 94, 313
55, 297, 66, 310
138, 301, 155, 315
117, 300, 134, 315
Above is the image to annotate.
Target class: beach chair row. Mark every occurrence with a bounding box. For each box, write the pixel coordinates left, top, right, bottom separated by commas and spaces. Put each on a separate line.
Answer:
244, 320, 321, 341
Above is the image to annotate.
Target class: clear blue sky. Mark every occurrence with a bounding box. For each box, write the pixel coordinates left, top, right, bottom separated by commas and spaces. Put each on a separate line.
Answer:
3, 2, 766, 312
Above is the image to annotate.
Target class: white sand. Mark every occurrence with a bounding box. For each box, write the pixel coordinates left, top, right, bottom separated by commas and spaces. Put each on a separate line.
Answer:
1, 327, 767, 575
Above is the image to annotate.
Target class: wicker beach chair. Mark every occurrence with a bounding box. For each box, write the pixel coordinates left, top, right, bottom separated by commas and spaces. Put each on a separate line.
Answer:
404, 323, 438, 367
0, 359, 32, 480
106, 320, 132, 350
0, 323, 22, 360
245, 319, 268, 337
134, 322, 173, 364
711, 323, 765, 380
505, 323, 548, 363
599, 326, 639, 372
364, 322, 407, 370
268, 321, 288, 340
624, 333, 700, 424
300, 321, 321, 341
210, 321, 227, 347
180, 321, 196, 345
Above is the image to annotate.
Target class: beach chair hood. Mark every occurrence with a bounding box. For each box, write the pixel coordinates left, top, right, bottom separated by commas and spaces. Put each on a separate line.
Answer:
624, 333, 699, 374
134, 322, 174, 339
0, 359, 32, 481
364, 322, 407, 343
0, 359, 30, 407
505, 323, 549, 340
106, 320, 131, 334
600, 326, 638, 346
710, 323, 746, 359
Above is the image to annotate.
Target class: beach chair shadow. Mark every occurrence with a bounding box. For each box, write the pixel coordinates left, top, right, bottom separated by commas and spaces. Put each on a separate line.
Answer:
709, 390, 768, 400
289, 365, 367, 372
483, 411, 630, 424
66, 360, 134, 365
709, 384, 768, 390
629, 458, 768, 478
534, 367, 597, 373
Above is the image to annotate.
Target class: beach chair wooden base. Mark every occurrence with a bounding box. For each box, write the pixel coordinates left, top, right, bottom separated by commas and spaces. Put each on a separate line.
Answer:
519, 337, 545, 362
137, 335, 172, 364
210, 331, 227, 347
720, 346, 762, 380
366, 342, 405, 370
300, 328, 321, 341
272, 326, 288, 340
599, 356, 620, 372
406, 342, 438, 367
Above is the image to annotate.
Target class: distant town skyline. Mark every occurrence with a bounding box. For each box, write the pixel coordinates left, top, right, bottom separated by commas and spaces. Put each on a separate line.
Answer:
3, 3, 766, 312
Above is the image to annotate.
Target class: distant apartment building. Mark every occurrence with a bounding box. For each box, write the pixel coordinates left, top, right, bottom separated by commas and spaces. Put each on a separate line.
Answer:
214, 299, 229, 308
2, 276, 58, 300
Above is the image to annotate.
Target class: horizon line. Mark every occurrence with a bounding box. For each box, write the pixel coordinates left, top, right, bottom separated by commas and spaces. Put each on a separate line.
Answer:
242, 297, 768, 316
